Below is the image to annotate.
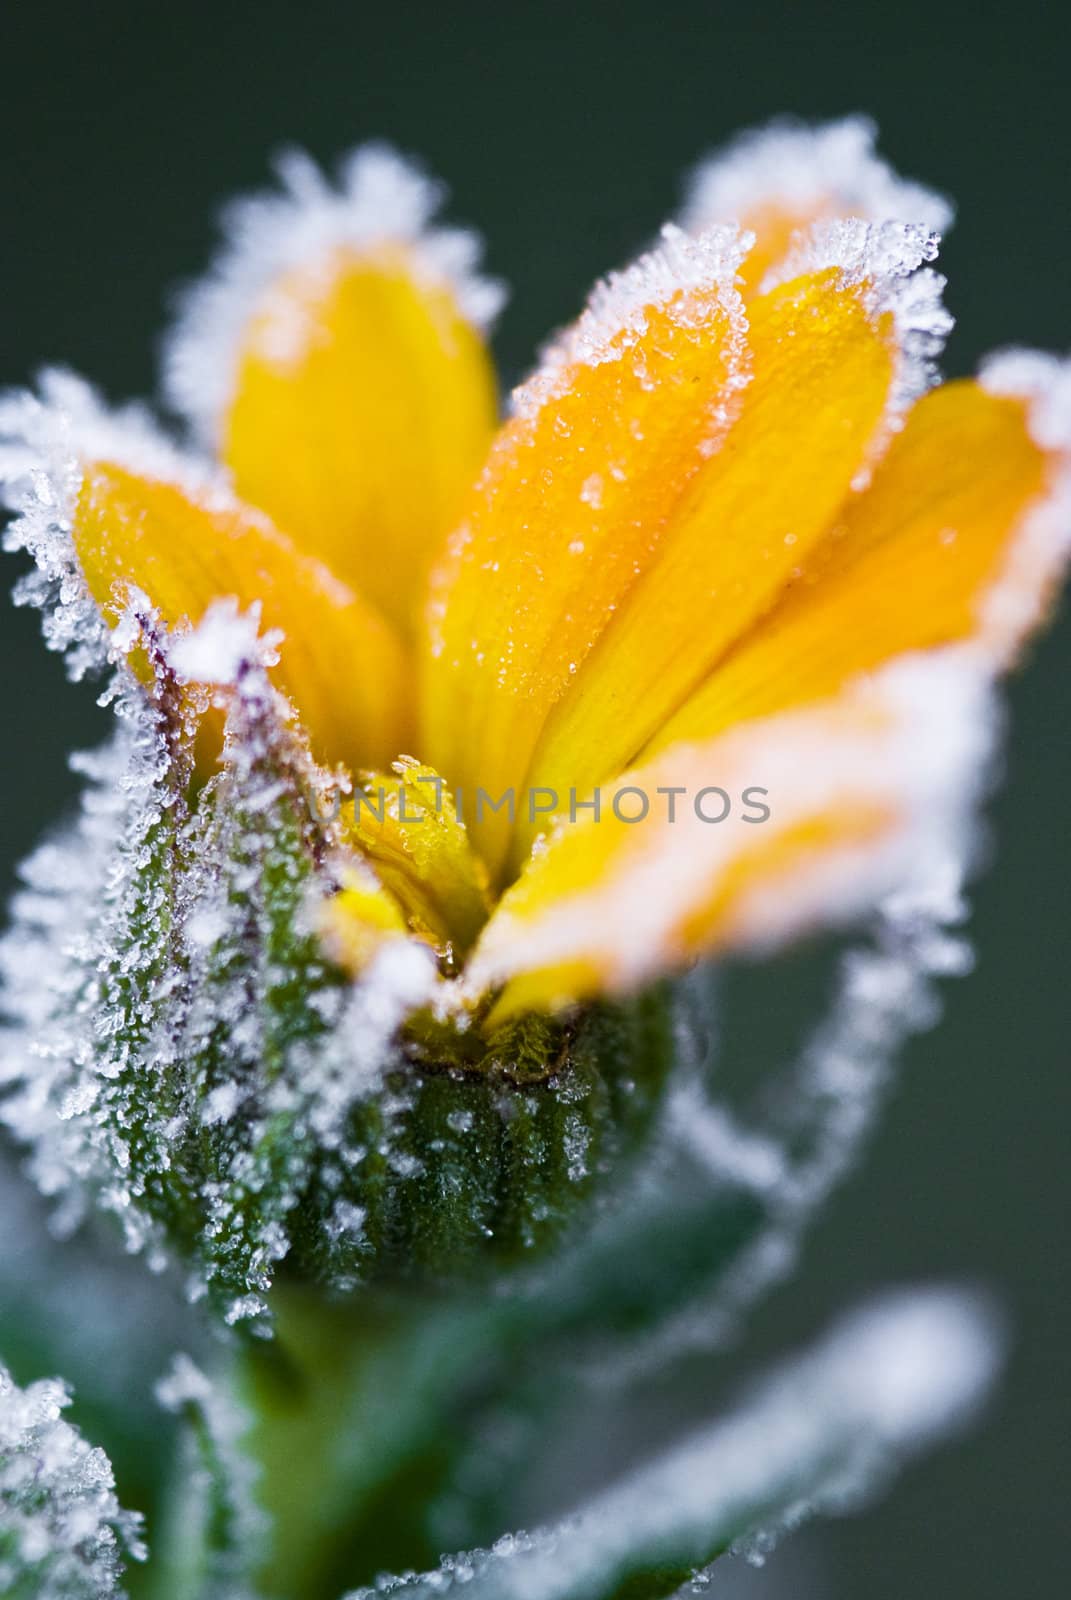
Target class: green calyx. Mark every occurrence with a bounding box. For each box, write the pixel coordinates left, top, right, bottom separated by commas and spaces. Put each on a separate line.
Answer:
1, 671, 676, 1326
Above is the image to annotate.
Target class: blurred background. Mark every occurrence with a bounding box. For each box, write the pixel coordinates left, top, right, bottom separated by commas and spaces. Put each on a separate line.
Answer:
0, 1, 1067, 1594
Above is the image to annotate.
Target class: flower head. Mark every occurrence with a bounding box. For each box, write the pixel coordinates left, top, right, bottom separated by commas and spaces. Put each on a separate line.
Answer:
7, 119, 1064, 1011
1, 118, 1067, 1314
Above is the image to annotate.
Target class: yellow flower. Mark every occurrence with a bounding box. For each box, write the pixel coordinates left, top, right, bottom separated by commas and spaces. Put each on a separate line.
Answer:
5, 124, 1069, 1025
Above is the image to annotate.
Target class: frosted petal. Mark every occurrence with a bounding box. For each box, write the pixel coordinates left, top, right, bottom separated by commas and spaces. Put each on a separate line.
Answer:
683, 117, 952, 237
342, 1290, 1000, 1600
164, 144, 505, 446
761, 217, 952, 442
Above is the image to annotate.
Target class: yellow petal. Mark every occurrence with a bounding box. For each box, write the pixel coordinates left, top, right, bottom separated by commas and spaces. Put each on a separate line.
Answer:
223, 245, 498, 637
75, 461, 411, 773
512, 266, 901, 873
341, 759, 491, 959
316, 861, 413, 974
647, 380, 1059, 754
468, 658, 987, 1019
682, 117, 952, 294
422, 227, 751, 878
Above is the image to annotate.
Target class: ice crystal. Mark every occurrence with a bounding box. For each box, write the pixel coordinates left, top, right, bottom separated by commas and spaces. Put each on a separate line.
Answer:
167, 598, 280, 686
0, 596, 405, 1315
683, 116, 953, 239
0, 371, 263, 682
165, 143, 506, 445
156, 1354, 265, 1597
467, 653, 990, 1001
0, 1360, 144, 1599
977, 350, 1071, 649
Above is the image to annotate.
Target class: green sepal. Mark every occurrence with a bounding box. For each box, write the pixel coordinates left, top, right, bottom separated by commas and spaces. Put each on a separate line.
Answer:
291, 986, 677, 1285
47, 678, 679, 1320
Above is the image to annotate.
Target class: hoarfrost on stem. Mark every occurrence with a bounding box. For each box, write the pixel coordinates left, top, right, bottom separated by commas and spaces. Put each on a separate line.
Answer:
165, 143, 506, 443
342, 1289, 1001, 1600
0, 1360, 144, 1599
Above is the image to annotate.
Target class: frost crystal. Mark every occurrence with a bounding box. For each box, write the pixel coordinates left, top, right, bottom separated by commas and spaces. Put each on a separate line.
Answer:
0, 616, 412, 1317
165, 143, 506, 444
0, 371, 261, 682
513, 223, 753, 422
761, 218, 953, 436
468, 653, 990, 1002
166, 598, 280, 686
0, 1360, 144, 1599
683, 116, 953, 237
977, 350, 1071, 651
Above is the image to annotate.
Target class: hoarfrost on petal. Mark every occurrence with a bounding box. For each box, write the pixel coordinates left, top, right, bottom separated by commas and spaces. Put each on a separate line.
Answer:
981, 346, 1071, 450
467, 650, 992, 1002
975, 349, 1071, 653
760, 217, 953, 441
0, 1358, 145, 1598
164, 142, 506, 445
341, 1290, 1000, 1600
0, 370, 276, 683
683, 116, 953, 238
155, 1354, 265, 1596
512, 223, 753, 423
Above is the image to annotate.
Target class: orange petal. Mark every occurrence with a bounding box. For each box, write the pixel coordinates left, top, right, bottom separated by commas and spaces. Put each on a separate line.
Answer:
316, 861, 414, 974
468, 657, 990, 1018
648, 375, 1067, 755
512, 238, 943, 872
341, 759, 491, 958
682, 117, 952, 294
421, 226, 751, 876
166, 148, 502, 638
75, 460, 411, 773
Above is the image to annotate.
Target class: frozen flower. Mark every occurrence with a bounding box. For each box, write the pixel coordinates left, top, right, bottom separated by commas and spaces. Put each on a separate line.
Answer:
1, 120, 1067, 1309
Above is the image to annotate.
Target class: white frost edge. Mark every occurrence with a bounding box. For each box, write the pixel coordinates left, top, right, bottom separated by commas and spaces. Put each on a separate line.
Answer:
343, 1288, 1001, 1600
592, 860, 976, 1388
978, 348, 1071, 653
163, 143, 506, 446
165, 597, 281, 687
155, 1353, 266, 1581
466, 648, 995, 1003
0, 372, 160, 678
761, 217, 953, 453
0, 369, 322, 680
682, 116, 953, 238
0, 366, 286, 520
512, 223, 753, 422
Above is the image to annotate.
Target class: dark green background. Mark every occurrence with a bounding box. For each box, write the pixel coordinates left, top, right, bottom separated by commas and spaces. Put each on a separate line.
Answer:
0, 2, 1067, 1595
